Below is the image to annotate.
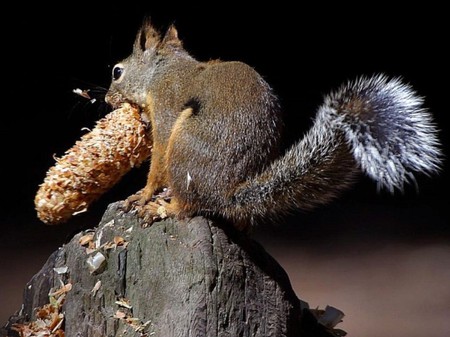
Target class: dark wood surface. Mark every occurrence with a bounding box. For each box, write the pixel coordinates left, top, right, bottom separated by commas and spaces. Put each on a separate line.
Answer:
2, 202, 341, 337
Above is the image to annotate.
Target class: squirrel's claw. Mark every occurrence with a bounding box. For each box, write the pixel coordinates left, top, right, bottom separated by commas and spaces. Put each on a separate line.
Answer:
137, 200, 169, 228
120, 187, 172, 212
119, 191, 144, 213
120, 190, 171, 227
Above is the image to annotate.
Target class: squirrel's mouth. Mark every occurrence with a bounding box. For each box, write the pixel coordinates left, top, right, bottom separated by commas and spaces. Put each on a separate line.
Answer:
104, 91, 127, 110
104, 90, 150, 125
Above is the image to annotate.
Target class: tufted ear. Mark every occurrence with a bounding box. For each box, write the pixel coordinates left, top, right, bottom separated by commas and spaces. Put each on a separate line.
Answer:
133, 18, 161, 53
161, 24, 182, 48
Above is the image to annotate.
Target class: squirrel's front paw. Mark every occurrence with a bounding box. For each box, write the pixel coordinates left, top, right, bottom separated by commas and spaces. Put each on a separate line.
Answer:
136, 200, 170, 227
120, 191, 145, 213
121, 188, 172, 212
120, 190, 172, 227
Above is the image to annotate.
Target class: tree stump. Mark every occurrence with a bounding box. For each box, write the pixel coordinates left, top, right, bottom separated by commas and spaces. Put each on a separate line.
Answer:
2, 202, 343, 337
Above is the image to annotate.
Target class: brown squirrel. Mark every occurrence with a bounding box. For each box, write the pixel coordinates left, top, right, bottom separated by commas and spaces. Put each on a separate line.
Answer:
105, 21, 442, 230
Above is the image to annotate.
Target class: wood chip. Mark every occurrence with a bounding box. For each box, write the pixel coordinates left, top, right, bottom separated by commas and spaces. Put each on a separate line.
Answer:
79, 233, 94, 246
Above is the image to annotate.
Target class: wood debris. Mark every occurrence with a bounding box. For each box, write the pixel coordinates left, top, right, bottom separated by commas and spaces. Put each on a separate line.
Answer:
112, 297, 153, 335
86, 252, 106, 274
115, 298, 132, 309
78, 233, 94, 246
12, 282, 72, 337
310, 306, 347, 336
91, 280, 102, 297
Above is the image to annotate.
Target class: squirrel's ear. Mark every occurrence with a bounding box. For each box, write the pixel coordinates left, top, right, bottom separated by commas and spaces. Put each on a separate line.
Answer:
133, 19, 161, 53
161, 25, 182, 48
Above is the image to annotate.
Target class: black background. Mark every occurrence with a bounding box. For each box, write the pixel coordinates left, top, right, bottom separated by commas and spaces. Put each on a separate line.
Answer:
1, 2, 449, 332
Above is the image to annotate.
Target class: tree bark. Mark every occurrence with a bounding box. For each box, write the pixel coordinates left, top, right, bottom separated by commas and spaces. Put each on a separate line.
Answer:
2, 202, 343, 337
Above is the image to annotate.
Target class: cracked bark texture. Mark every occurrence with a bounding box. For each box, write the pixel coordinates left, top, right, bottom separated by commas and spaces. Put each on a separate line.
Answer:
3, 202, 338, 337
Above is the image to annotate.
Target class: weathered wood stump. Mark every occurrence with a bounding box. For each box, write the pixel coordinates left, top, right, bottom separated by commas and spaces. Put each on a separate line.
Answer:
2, 202, 343, 337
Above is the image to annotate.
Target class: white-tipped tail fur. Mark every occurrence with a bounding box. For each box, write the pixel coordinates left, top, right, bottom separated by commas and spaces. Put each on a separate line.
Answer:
326, 74, 442, 192
230, 74, 442, 225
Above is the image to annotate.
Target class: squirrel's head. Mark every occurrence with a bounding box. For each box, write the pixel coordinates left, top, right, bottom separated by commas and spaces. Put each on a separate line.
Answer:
105, 20, 185, 109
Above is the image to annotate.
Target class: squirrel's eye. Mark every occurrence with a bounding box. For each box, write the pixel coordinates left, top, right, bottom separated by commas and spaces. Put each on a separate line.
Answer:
112, 64, 124, 81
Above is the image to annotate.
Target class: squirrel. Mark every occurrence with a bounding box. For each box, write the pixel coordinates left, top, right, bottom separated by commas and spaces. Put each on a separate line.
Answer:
105, 20, 442, 230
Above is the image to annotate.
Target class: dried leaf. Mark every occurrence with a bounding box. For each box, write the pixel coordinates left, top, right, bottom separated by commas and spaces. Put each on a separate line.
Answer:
85, 246, 97, 255
49, 283, 72, 298
49, 313, 64, 332
115, 298, 132, 309
114, 236, 125, 246
36, 307, 50, 319
12, 287, 68, 337
91, 280, 102, 296
79, 233, 94, 246
114, 310, 127, 319
73, 88, 91, 99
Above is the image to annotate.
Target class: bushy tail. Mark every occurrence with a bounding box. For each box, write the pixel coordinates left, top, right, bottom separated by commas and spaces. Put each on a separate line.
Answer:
227, 75, 442, 225
332, 75, 441, 191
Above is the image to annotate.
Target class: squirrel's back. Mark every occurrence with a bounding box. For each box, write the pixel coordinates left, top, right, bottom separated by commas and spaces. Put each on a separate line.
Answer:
168, 61, 284, 219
